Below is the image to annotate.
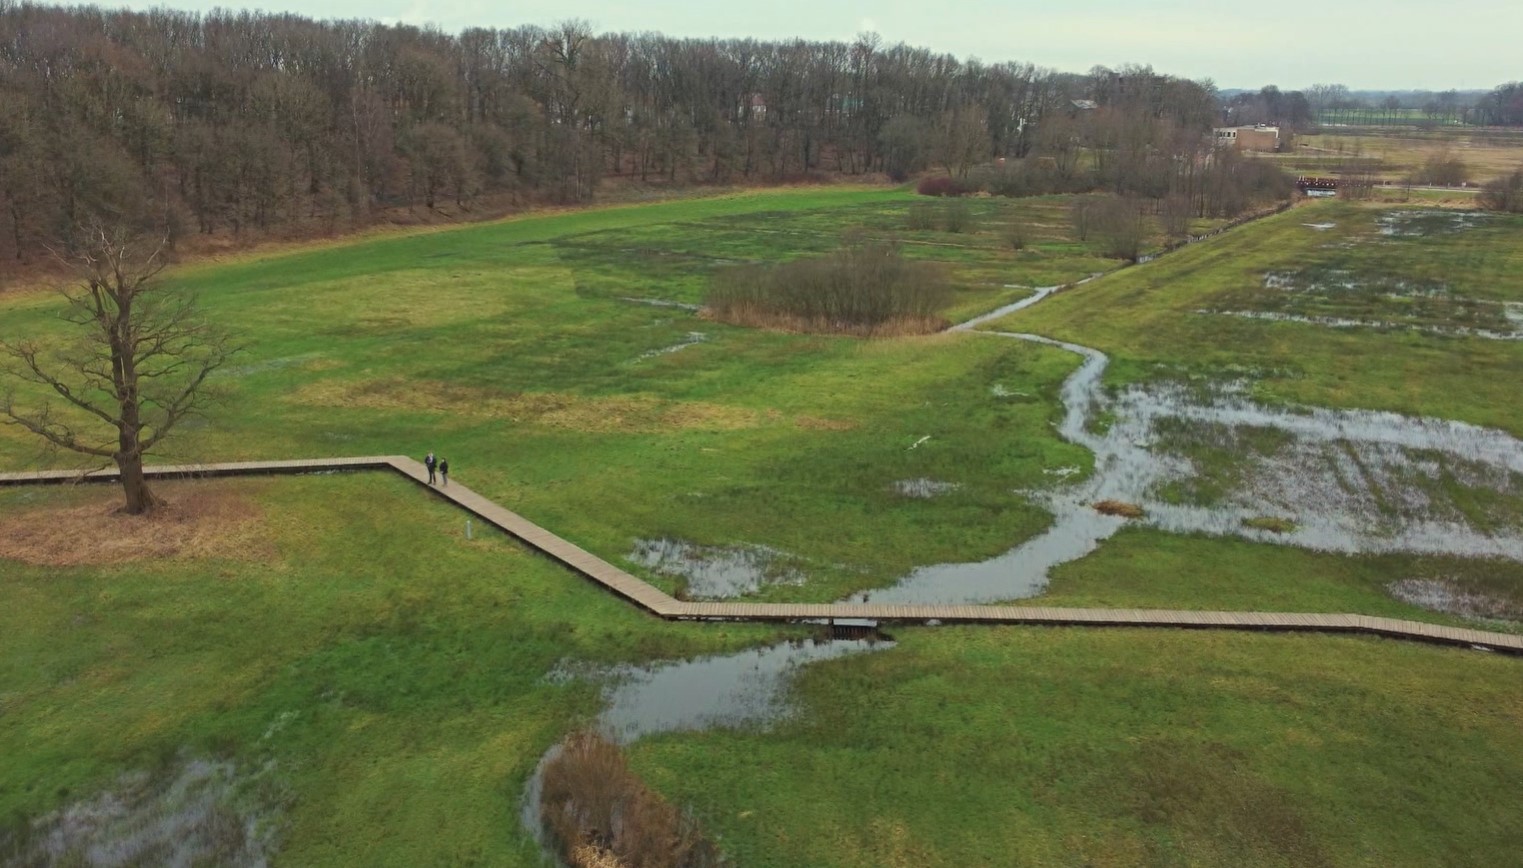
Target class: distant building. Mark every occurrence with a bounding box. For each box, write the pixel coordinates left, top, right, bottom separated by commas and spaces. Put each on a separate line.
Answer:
1070, 99, 1098, 112
745, 93, 767, 119
1213, 125, 1281, 152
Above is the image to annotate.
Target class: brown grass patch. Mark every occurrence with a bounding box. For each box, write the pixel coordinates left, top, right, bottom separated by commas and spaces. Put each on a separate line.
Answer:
0, 482, 272, 567
290, 378, 764, 433
794, 415, 858, 431
570, 843, 627, 868
1094, 499, 1146, 518
700, 306, 949, 337
540, 730, 720, 868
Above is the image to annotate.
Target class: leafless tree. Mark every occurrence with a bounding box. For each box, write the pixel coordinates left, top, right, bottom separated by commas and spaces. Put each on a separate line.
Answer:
1, 223, 239, 514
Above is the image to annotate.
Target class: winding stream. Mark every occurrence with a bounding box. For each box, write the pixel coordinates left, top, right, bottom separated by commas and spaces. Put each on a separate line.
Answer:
855, 281, 1523, 605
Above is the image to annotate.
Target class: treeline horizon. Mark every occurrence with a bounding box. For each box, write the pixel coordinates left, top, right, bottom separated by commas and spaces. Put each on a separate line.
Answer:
0, 2, 1249, 263
24, 4, 1509, 263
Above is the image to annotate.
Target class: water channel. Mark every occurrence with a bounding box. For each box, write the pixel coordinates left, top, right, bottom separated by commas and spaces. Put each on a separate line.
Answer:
860, 284, 1523, 604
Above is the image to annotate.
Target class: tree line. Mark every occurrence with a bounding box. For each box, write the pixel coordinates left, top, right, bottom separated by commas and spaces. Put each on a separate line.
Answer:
1226, 82, 1523, 129
0, 2, 1235, 263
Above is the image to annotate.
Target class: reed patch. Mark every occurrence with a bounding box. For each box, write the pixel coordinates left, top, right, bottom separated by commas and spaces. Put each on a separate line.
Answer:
705, 238, 952, 336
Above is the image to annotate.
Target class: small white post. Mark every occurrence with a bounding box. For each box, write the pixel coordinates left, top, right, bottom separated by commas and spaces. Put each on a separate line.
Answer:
466, 520, 473, 540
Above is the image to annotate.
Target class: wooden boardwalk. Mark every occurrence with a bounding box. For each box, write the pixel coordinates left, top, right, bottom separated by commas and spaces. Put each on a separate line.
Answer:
4, 456, 1521, 655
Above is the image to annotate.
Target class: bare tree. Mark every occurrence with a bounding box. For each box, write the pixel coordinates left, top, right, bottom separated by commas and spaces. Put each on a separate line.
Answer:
1, 223, 239, 514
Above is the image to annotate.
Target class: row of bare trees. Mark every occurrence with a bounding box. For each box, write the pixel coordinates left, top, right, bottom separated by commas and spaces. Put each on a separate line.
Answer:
0, 3, 1223, 260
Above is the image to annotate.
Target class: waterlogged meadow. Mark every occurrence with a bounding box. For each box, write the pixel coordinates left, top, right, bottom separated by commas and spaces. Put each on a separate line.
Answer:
985, 201, 1523, 621
3, 190, 1522, 865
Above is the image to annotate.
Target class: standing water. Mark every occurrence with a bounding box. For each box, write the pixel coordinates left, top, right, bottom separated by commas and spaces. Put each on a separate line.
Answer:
520, 637, 890, 856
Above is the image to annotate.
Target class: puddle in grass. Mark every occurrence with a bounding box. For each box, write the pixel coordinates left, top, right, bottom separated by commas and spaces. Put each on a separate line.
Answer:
1195, 309, 1523, 341
1191, 264, 1523, 339
593, 637, 888, 743
629, 538, 805, 598
1387, 578, 1521, 622
5, 757, 279, 867
521, 637, 890, 856
619, 296, 701, 311
893, 478, 961, 498
1377, 210, 1494, 237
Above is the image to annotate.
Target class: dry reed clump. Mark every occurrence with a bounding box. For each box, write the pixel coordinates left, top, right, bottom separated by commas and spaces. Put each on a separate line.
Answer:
1093, 499, 1146, 518
698, 307, 948, 337
0, 483, 271, 567
540, 730, 720, 868
570, 843, 628, 868
704, 238, 952, 337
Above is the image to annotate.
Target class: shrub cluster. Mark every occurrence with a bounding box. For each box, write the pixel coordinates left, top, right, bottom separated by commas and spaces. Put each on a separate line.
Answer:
908, 200, 974, 233
1413, 152, 1470, 187
916, 176, 976, 197
706, 238, 952, 335
1072, 197, 1148, 261
540, 730, 720, 868
916, 147, 1293, 221
1479, 169, 1523, 213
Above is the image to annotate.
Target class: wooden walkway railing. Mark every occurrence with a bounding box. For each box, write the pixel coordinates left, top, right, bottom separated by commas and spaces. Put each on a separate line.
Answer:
4, 457, 1520, 655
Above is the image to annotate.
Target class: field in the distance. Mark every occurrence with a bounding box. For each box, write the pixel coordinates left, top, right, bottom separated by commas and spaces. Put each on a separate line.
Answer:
1272, 126, 1523, 184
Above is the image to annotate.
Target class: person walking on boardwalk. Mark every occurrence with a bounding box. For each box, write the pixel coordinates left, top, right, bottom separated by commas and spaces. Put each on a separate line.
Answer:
424, 451, 437, 485
439, 457, 450, 487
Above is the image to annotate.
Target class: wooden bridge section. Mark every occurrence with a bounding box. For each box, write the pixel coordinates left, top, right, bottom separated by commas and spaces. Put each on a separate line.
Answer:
3, 456, 1520, 654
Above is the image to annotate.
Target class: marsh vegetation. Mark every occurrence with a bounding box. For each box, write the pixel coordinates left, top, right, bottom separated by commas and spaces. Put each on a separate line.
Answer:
704, 238, 953, 335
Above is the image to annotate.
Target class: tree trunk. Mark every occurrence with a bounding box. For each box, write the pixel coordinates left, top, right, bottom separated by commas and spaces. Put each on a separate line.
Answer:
114, 338, 161, 514
116, 451, 162, 515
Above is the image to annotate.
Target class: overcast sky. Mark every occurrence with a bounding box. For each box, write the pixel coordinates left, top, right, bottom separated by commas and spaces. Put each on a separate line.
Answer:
116, 0, 1517, 90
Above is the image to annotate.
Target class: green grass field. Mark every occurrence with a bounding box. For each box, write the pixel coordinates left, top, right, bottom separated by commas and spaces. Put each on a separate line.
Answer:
0, 473, 788, 864
632, 627, 1523, 867
2, 188, 1521, 865
1005, 200, 1523, 432
0, 188, 1162, 606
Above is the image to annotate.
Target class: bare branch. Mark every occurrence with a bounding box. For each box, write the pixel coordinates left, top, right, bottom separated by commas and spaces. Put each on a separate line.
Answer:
0, 391, 116, 457
2, 220, 238, 514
